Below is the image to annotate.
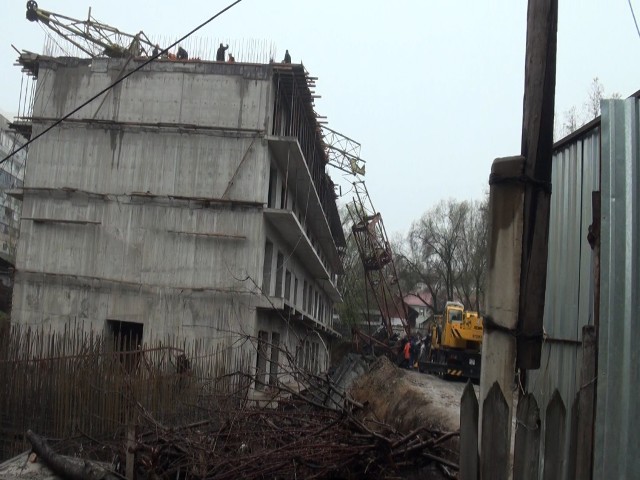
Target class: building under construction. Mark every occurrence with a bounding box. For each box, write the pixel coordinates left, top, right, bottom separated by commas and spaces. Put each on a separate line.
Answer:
10, 48, 346, 382
0, 114, 26, 316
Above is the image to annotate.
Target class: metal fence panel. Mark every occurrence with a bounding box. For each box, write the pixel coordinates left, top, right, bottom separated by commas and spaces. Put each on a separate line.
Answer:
594, 98, 640, 479
526, 124, 599, 479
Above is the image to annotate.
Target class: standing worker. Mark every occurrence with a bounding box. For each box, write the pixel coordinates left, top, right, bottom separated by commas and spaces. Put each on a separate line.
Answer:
283, 49, 291, 63
403, 339, 411, 369
217, 43, 229, 61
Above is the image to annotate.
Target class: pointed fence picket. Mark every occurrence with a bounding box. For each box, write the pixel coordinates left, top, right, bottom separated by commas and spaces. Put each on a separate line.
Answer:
459, 381, 478, 480
459, 325, 597, 479
543, 390, 566, 480
480, 382, 510, 480
513, 393, 540, 480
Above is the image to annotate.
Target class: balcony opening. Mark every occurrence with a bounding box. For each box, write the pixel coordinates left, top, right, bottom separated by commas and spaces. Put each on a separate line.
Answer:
255, 330, 269, 389
267, 167, 277, 208
284, 270, 291, 301
262, 241, 274, 295
269, 332, 280, 386
280, 184, 286, 209
275, 252, 284, 297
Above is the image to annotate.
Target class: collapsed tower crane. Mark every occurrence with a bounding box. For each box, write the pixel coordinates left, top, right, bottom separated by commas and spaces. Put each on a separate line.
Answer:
347, 182, 410, 339
25, 1, 154, 58
322, 128, 410, 343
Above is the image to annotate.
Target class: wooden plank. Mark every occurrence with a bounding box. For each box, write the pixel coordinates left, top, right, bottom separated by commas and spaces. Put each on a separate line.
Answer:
588, 192, 601, 331
513, 393, 540, 480
543, 389, 566, 480
459, 381, 479, 480
567, 394, 579, 480
516, 0, 559, 369
575, 325, 597, 479
481, 382, 510, 480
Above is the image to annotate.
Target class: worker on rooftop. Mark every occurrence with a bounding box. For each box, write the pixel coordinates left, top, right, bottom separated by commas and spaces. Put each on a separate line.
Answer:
152, 44, 160, 57
283, 49, 291, 63
177, 46, 188, 60
216, 43, 229, 62
227, 53, 235, 63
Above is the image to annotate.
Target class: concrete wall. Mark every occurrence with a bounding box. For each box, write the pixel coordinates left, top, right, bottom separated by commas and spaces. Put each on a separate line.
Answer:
24, 124, 268, 202
17, 193, 263, 288
12, 271, 257, 341
33, 59, 271, 130
14, 60, 272, 340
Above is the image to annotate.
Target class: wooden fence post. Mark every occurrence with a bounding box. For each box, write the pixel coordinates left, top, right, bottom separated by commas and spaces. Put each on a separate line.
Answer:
459, 381, 478, 480
513, 393, 540, 480
567, 395, 579, 480
126, 424, 136, 480
575, 325, 596, 479
481, 382, 510, 480
543, 390, 566, 480
517, 0, 559, 369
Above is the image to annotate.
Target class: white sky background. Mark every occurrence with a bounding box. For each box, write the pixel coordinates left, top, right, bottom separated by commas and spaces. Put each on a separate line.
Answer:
1, 0, 639, 236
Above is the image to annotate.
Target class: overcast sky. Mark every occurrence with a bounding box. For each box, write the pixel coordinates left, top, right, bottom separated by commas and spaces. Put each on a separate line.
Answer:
2, 0, 640, 236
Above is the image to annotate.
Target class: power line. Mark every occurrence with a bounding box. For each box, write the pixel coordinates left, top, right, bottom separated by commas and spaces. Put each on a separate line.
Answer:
1, 0, 243, 165
629, 0, 640, 40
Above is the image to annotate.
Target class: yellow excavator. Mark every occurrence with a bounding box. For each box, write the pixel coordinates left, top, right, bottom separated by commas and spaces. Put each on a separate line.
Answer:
419, 301, 483, 379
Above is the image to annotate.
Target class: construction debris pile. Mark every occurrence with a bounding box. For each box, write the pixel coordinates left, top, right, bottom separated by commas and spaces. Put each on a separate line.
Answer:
26, 376, 458, 480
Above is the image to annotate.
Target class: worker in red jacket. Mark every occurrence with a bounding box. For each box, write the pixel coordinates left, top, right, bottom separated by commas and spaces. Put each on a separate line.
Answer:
403, 340, 411, 369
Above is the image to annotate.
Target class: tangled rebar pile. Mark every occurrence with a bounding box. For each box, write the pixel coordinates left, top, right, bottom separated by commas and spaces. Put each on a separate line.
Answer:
125, 391, 458, 479
18, 337, 460, 479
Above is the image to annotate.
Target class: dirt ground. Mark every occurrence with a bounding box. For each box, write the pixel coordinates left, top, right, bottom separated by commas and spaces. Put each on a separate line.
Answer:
349, 356, 479, 477
349, 356, 477, 434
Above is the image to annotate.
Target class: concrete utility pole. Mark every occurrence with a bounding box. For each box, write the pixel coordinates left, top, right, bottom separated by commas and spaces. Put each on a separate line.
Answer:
479, 0, 558, 452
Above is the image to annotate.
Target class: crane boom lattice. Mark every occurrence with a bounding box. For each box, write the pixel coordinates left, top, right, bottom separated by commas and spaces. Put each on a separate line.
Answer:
322, 126, 366, 178
322, 126, 409, 340
347, 182, 410, 339
25, 1, 154, 58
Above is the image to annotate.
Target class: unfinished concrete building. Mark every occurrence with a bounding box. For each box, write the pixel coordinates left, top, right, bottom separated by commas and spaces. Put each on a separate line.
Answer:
0, 115, 26, 315
11, 53, 345, 381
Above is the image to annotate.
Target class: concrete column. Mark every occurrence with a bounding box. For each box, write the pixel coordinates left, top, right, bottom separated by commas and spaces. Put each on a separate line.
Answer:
479, 156, 525, 448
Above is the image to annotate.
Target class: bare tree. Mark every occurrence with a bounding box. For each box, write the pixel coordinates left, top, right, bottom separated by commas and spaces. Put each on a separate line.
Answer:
396, 199, 487, 314
455, 199, 489, 312
562, 105, 581, 136
585, 76, 604, 119
556, 77, 620, 139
